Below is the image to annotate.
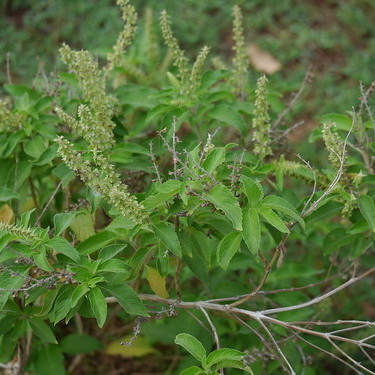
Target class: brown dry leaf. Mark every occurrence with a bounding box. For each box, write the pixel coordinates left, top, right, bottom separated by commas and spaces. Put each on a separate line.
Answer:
0, 204, 15, 224
248, 44, 281, 74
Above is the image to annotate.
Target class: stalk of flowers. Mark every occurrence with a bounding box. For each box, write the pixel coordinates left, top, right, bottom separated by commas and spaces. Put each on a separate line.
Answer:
0, 99, 25, 133
106, 0, 138, 73
252, 75, 272, 159
0, 222, 42, 243
160, 10, 189, 88
55, 136, 147, 224
232, 5, 248, 98
188, 46, 210, 94
57, 44, 115, 151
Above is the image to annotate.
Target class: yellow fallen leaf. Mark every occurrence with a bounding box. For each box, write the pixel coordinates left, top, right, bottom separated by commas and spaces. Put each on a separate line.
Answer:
248, 44, 281, 74
105, 336, 156, 358
69, 211, 95, 241
146, 266, 169, 299
0, 204, 15, 224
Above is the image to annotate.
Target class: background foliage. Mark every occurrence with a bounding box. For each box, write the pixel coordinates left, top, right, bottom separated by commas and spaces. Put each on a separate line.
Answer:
0, 1, 374, 375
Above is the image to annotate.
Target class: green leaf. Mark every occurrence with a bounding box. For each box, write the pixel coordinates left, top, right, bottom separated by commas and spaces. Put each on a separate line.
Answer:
179, 366, 206, 375
262, 195, 304, 228
202, 147, 226, 174
77, 230, 117, 255
98, 244, 127, 261
146, 266, 169, 298
213, 359, 254, 373
53, 211, 79, 236
320, 113, 352, 131
206, 348, 244, 367
24, 135, 46, 159
71, 284, 90, 308
100, 284, 149, 317
52, 163, 76, 188
116, 85, 158, 108
217, 231, 243, 269
152, 222, 182, 257
175, 333, 206, 362
241, 176, 263, 207
351, 235, 372, 258
358, 195, 375, 232
47, 236, 80, 262
323, 229, 355, 255
97, 259, 130, 274
29, 317, 57, 344
258, 206, 289, 233
206, 184, 242, 231
51, 285, 75, 324
61, 333, 102, 354
88, 287, 107, 328
35, 344, 65, 375
34, 251, 54, 272
242, 207, 260, 255
69, 211, 96, 241
0, 188, 20, 202
209, 104, 246, 134
142, 180, 182, 210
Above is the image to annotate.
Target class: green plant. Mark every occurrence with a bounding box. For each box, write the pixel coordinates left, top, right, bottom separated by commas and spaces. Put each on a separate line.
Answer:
0, 2, 374, 375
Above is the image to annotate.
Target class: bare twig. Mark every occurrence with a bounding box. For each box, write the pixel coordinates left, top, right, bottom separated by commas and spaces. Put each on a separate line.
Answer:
273, 120, 305, 142
273, 64, 312, 129
35, 181, 62, 226
149, 141, 162, 183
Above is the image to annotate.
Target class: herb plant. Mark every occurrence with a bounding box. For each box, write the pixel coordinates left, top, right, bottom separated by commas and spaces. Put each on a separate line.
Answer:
0, 1, 374, 374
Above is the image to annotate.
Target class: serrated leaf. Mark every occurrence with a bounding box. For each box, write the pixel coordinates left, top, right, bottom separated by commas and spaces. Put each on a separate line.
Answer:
142, 180, 182, 210
175, 333, 206, 362
146, 266, 169, 298
242, 207, 260, 255
47, 236, 80, 262
88, 287, 107, 328
100, 284, 149, 317
29, 317, 57, 344
206, 184, 242, 231
358, 195, 375, 232
241, 176, 263, 207
258, 206, 289, 233
202, 147, 226, 174
152, 222, 182, 257
217, 231, 243, 269
262, 195, 304, 228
